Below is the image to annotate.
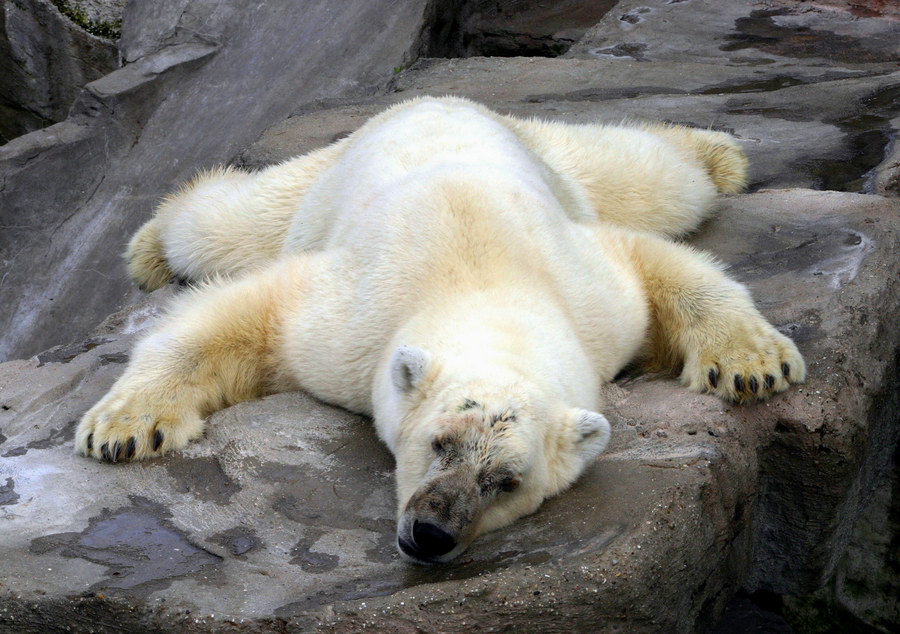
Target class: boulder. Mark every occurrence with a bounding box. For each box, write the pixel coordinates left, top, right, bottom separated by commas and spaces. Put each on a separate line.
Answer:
1, 0, 899, 631
0, 190, 897, 631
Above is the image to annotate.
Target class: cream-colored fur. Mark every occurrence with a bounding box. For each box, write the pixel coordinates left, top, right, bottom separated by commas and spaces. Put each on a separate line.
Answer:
78, 97, 804, 563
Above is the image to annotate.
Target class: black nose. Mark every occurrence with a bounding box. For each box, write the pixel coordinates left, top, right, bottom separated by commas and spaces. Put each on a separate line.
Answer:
412, 520, 456, 557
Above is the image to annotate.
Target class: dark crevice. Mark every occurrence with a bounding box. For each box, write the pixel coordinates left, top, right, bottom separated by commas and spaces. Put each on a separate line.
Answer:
422, 0, 617, 59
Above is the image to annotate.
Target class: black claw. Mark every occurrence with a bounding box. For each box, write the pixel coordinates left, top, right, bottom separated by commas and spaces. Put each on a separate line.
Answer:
782, 362, 790, 378
708, 368, 719, 388
87, 433, 94, 451
111, 441, 121, 463
749, 376, 759, 394
765, 374, 775, 390
101, 443, 110, 461
734, 375, 745, 393
126, 437, 136, 460
153, 429, 164, 452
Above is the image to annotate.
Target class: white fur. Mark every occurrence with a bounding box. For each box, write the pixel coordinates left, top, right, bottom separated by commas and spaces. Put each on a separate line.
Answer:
82, 97, 805, 560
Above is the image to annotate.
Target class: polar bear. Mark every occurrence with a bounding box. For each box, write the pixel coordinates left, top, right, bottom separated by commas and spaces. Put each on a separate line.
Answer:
76, 97, 805, 563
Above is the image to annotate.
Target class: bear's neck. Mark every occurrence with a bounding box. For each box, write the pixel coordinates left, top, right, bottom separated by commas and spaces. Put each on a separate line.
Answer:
400, 290, 599, 409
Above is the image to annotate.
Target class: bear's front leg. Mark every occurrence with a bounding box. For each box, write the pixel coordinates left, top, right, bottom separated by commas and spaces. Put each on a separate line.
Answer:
76, 257, 308, 461
623, 231, 806, 402
77, 356, 209, 461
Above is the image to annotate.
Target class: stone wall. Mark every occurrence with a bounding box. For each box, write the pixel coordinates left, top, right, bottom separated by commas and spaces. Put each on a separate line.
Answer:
0, 0, 121, 143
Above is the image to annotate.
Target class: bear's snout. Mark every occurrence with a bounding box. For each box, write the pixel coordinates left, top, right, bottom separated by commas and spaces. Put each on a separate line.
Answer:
398, 520, 457, 562
397, 466, 481, 563
412, 520, 456, 555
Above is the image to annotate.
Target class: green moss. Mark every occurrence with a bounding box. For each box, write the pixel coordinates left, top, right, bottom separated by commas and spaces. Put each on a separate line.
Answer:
50, 0, 122, 40
783, 581, 882, 634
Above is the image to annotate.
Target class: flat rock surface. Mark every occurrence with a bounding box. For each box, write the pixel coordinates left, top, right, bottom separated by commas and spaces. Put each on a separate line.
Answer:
1, 191, 897, 631
2, 0, 900, 631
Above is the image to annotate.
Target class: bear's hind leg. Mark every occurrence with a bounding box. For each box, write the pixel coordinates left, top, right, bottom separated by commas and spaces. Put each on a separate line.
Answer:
614, 228, 805, 402
128, 143, 344, 290
127, 217, 173, 291
502, 115, 747, 238
639, 123, 749, 195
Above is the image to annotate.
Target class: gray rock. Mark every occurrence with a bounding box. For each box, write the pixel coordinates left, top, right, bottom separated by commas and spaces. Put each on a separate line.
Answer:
2, 0, 900, 630
66, 0, 127, 30
242, 64, 900, 195
872, 115, 900, 197
567, 0, 900, 68
0, 0, 121, 143
0, 191, 897, 632
833, 461, 900, 631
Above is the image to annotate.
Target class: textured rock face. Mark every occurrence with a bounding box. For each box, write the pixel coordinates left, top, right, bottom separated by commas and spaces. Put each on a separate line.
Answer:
0, 0, 121, 143
833, 462, 900, 630
67, 0, 127, 29
1, 0, 899, 631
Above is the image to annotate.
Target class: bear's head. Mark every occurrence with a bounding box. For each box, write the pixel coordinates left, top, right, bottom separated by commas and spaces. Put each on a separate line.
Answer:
380, 345, 610, 564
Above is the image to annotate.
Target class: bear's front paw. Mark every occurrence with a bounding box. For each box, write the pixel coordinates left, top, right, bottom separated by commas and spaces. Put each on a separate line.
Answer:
76, 389, 206, 462
681, 318, 806, 403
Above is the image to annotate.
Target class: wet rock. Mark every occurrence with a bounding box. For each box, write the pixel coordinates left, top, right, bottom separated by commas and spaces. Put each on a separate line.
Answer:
165, 457, 242, 505
30, 495, 222, 598
568, 0, 900, 68
0, 478, 20, 506
872, 115, 900, 197
209, 526, 262, 558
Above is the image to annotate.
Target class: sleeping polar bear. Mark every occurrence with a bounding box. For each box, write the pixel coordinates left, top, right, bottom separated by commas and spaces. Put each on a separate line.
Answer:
76, 97, 805, 564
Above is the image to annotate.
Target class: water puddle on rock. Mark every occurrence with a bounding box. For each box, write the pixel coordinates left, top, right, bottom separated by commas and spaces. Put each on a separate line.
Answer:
721, 8, 899, 64
30, 496, 221, 598
811, 86, 900, 192
728, 219, 873, 288
2, 420, 77, 458
0, 478, 20, 506
727, 84, 899, 193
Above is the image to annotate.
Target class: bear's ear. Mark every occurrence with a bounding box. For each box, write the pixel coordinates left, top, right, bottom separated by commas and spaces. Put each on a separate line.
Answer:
389, 345, 431, 393
572, 409, 611, 463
